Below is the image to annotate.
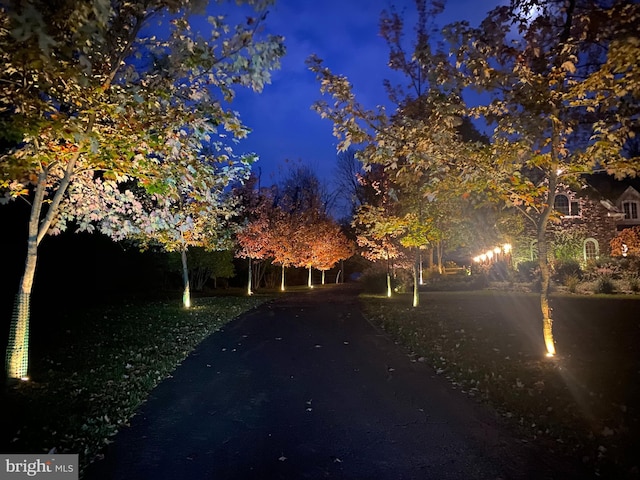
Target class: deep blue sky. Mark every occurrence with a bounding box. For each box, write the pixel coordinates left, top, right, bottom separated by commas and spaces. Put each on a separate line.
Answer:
222, 0, 502, 186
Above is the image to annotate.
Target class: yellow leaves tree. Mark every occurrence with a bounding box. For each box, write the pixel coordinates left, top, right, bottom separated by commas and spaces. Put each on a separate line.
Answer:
446, 0, 639, 356
1, 0, 284, 380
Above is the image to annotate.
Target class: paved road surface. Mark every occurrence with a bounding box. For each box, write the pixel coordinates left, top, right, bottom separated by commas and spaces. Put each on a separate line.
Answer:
84, 285, 583, 480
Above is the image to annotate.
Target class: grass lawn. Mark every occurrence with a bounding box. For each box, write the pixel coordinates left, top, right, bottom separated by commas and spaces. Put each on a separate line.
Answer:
0, 292, 272, 475
360, 290, 640, 479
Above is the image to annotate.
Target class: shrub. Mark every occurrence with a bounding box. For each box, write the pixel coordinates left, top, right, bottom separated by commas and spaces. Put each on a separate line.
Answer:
358, 269, 390, 294
488, 261, 511, 281
594, 275, 616, 294
618, 256, 640, 276
552, 228, 587, 261
610, 225, 640, 257
423, 273, 489, 291
516, 260, 539, 282
583, 258, 621, 281
564, 274, 580, 293
627, 274, 640, 293
359, 268, 411, 294
553, 259, 582, 283
394, 268, 414, 293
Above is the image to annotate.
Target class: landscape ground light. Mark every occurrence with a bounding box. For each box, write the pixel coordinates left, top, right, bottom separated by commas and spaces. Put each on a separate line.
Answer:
472, 243, 512, 264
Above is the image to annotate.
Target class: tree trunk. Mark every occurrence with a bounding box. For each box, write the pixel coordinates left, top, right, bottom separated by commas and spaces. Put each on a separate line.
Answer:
386, 248, 392, 298
252, 260, 263, 290
335, 270, 341, 283
538, 219, 556, 356
6, 152, 81, 380
280, 264, 285, 291
437, 241, 444, 274
536, 116, 563, 357
386, 272, 392, 298
181, 249, 191, 308
6, 171, 49, 380
412, 252, 419, 308
427, 247, 434, 271
308, 266, 312, 288
419, 253, 424, 285
247, 257, 253, 295
7, 241, 38, 380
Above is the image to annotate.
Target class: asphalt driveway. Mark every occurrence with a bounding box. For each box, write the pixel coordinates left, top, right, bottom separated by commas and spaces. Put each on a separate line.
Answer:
84, 285, 581, 480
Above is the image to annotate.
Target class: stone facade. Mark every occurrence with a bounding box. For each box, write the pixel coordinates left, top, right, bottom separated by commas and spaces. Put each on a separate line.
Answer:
513, 175, 640, 265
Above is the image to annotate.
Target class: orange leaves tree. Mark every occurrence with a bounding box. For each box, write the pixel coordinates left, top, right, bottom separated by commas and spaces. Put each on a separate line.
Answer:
236, 167, 354, 291
297, 215, 355, 287
235, 178, 278, 295
610, 226, 640, 258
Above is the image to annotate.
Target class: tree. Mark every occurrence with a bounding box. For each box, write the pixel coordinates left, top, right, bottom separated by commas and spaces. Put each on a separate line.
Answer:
309, 0, 476, 305
168, 248, 235, 290
353, 204, 408, 298
610, 226, 640, 258
271, 165, 331, 290
235, 182, 277, 295
445, 0, 639, 356
1, 0, 284, 380
335, 147, 368, 216
297, 215, 354, 287
314, 224, 355, 284
122, 128, 251, 308
269, 203, 303, 291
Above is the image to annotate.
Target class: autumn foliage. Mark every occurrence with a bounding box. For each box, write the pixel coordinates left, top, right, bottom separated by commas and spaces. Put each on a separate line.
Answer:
235, 171, 354, 290
610, 226, 640, 258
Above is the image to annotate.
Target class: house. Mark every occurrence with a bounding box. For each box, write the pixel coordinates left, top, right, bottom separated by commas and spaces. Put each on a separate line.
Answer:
515, 173, 640, 265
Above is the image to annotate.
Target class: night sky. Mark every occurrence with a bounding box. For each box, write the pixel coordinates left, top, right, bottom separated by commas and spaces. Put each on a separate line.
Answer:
221, 0, 502, 186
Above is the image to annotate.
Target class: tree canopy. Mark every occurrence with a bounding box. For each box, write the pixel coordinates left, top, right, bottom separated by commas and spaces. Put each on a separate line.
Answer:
1, 0, 284, 379
309, 0, 639, 354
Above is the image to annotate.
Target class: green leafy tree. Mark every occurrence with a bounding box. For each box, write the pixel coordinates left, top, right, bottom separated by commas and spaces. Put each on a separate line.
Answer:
1, 0, 284, 379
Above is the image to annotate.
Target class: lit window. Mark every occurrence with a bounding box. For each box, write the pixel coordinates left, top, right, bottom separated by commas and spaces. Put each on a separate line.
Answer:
622, 201, 638, 220
584, 238, 598, 261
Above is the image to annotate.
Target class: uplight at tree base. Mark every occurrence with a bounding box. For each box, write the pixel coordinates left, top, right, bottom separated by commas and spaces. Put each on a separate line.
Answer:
183, 288, 191, 309
544, 336, 556, 357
